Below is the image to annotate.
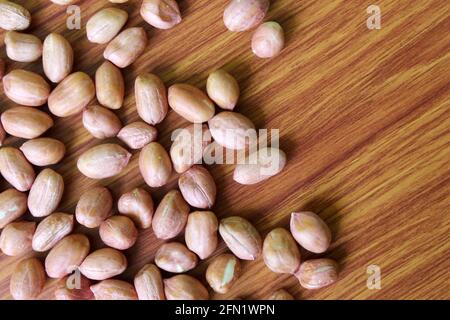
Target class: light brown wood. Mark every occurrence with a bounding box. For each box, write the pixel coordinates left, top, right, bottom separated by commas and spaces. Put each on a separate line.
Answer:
0, 0, 449, 300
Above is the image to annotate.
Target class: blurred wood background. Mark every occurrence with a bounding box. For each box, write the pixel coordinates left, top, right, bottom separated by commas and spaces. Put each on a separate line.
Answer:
0, 0, 449, 300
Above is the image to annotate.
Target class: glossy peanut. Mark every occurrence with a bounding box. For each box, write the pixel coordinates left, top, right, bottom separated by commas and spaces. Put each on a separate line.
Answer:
139, 142, 172, 187
91, 280, 138, 300
117, 121, 158, 150
5, 31, 42, 62
32, 212, 74, 252
263, 228, 301, 274
75, 187, 113, 228
206, 69, 240, 110
28, 168, 64, 218
10, 258, 45, 300
155, 242, 198, 273
99, 215, 138, 250
20, 138, 66, 166
295, 259, 339, 289
290, 211, 332, 254
164, 275, 209, 300
0, 221, 35, 256
205, 253, 241, 294
79, 248, 127, 281
179, 165, 216, 209
252, 21, 285, 58
86, 8, 128, 44
118, 187, 154, 229
2, 69, 50, 106
185, 211, 218, 260
223, 0, 269, 32
0, 1, 31, 31
140, 0, 181, 29
42, 33, 73, 83
1, 107, 53, 139
135, 73, 168, 125
95, 61, 125, 110
0, 189, 28, 229
0, 147, 35, 192
104, 27, 147, 68
82, 105, 122, 139
134, 264, 165, 300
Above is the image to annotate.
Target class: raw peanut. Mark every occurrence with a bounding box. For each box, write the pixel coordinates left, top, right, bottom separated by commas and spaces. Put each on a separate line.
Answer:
164, 275, 209, 300
51, 0, 76, 4
28, 168, 64, 218
134, 264, 165, 300
86, 8, 128, 44
179, 165, 216, 209
82, 105, 122, 139
55, 275, 94, 300
117, 121, 158, 150
79, 248, 127, 281
91, 280, 137, 300
99, 215, 138, 250
76, 187, 113, 228
5, 31, 42, 62
104, 27, 147, 68
95, 61, 125, 110
42, 33, 73, 83
185, 211, 218, 259
0, 58, 4, 80
155, 242, 198, 273
1, 107, 53, 139
223, 0, 269, 32
219, 216, 262, 260
48, 72, 95, 117
205, 253, 241, 294
269, 289, 294, 300
252, 21, 285, 58
135, 73, 168, 125
0, 147, 35, 192
0, 221, 35, 256
0, 189, 27, 228
152, 190, 189, 240
77, 144, 131, 179
140, 0, 182, 30
290, 211, 332, 254
208, 111, 256, 150
118, 187, 154, 229
2, 70, 50, 106
170, 123, 212, 173
168, 83, 215, 123
139, 142, 172, 187
20, 138, 66, 166
109, 0, 129, 3
45, 234, 90, 279
32, 212, 74, 252
10, 258, 45, 300
295, 259, 339, 289
0, 1, 31, 31
263, 228, 301, 274
206, 69, 240, 110
234, 147, 287, 184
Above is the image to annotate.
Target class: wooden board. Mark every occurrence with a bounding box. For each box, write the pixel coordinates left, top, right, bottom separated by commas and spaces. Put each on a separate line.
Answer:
0, 0, 449, 300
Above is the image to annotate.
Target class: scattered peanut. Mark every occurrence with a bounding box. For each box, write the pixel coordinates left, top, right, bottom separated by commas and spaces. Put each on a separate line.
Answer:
206, 253, 241, 294
0, 1, 31, 31
82, 105, 122, 139
90, 279, 138, 300
32, 212, 74, 252
118, 187, 154, 229
20, 138, 66, 166
28, 168, 64, 218
208, 111, 256, 150
0, 189, 28, 229
135, 73, 168, 125
5, 31, 42, 62
185, 211, 218, 259
134, 264, 165, 300
75, 187, 113, 228
152, 190, 190, 240
0, 147, 35, 192
139, 142, 172, 187
10, 258, 45, 300
79, 248, 127, 281
233, 147, 287, 185
252, 22, 285, 58
168, 83, 216, 123
164, 275, 209, 300
0, 221, 35, 256
86, 8, 128, 44
104, 27, 148, 68
290, 211, 332, 254
295, 258, 339, 289
99, 215, 138, 250
48, 72, 95, 117
55, 275, 94, 300
140, 0, 182, 29
95, 61, 125, 110
117, 121, 158, 150
45, 234, 90, 278
155, 242, 198, 273
42, 33, 73, 83
1, 106, 54, 139
206, 69, 240, 110
2, 69, 50, 107
223, 0, 269, 32
77, 144, 131, 179
219, 216, 262, 260
262, 228, 301, 274
179, 165, 217, 209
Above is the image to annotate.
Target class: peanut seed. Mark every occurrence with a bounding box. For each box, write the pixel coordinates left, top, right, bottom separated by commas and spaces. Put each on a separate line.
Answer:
252, 21, 285, 58
0, 221, 35, 256
0, 1, 31, 31
32, 212, 74, 252
135, 73, 168, 125
206, 69, 240, 110
152, 190, 189, 240
82, 105, 122, 139
10, 258, 45, 300
86, 8, 128, 44
0, 189, 28, 229
223, 0, 269, 32
5, 31, 42, 62
42, 33, 74, 83
75, 187, 113, 228
179, 165, 217, 209
134, 264, 165, 300
0, 147, 35, 192
95, 61, 125, 110
295, 258, 339, 289
20, 138, 66, 166
117, 121, 158, 150
164, 275, 209, 300
99, 215, 138, 250
262, 228, 301, 274
118, 187, 154, 229
205, 253, 241, 294
79, 248, 127, 281
290, 211, 332, 254
140, 0, 182, 30
104, 27, 147, 68
2, 69, 50, 106
91, 279, 138, 300
155, 242, 198, 273
139, 142, 172, 187
28, 168, 64, 218
185, 211, 218, 259
1, 107, 53, 139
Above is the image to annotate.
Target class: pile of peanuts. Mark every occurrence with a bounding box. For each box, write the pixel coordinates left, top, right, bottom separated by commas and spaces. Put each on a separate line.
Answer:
0, 0, 338, 300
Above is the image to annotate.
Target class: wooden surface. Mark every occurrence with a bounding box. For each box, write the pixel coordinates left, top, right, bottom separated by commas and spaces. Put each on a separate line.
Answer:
0, 0, 449, 300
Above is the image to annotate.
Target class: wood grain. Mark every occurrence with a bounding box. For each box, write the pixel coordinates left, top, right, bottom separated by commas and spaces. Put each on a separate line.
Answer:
0, 0, 449, 300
